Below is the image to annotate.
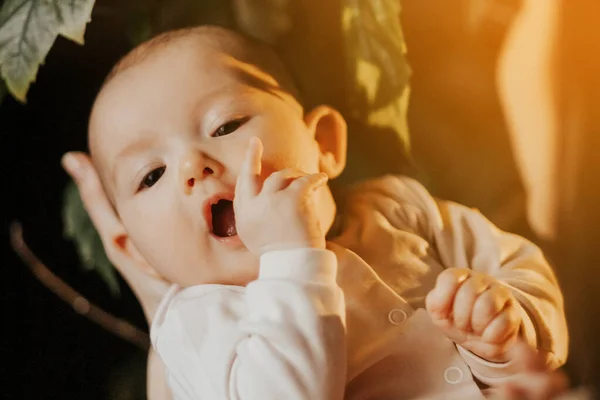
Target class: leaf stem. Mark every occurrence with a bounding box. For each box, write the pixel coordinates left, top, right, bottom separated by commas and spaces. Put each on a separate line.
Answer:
9, 221, 150, 350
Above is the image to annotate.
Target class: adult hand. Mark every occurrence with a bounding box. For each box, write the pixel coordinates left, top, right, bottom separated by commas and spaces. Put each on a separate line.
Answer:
62, 151, 172, 400
492, 341, 574, 400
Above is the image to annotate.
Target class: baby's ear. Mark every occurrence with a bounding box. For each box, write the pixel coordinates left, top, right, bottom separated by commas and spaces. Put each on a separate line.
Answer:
304, 105, 347, 179
110, 229, 163, 280
107, 228, 170, 324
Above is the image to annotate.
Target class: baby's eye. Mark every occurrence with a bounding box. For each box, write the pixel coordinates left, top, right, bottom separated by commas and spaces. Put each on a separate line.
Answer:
212, 117, 249, 137
138, 166, 166, 191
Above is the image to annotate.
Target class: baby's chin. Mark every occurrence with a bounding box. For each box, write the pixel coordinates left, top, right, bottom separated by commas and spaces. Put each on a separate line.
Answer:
173, 253, 260, 288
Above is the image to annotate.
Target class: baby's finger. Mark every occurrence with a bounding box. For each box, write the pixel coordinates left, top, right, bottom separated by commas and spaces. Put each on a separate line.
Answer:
426, 267, 471, 320
262, 168, 304, 194
288, 172, 328, 196
452, 274, 493, 332
481, 303, 522, 344
471, 284, 513, 335
237, 137, 263, 198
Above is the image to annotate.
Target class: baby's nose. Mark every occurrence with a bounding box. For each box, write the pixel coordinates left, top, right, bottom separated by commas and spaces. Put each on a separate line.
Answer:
181, 151, 223, 195
186, 167, 214, 189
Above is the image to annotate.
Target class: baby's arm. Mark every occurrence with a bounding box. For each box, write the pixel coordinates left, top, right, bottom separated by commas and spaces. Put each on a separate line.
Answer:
427, 194, 567, 371
376, 176, 568, 385
153, 137, 346, 399
152, 248, 346, 400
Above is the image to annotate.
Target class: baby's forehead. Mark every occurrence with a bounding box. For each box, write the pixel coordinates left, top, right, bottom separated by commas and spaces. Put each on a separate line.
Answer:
91, 43, 289, 127
89, 29, 301, 171
100, 27, 300, 103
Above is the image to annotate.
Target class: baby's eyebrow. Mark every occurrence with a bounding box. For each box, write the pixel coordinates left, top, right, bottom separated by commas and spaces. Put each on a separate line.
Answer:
112, 136, 158, 182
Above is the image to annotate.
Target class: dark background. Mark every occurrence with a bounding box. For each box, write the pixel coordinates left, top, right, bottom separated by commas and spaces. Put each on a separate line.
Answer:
3, 0, 600, 398
2, 4, 151, 399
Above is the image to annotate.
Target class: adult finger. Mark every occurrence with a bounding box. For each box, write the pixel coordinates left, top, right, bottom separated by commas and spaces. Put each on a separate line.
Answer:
508, 340, 545, 372
497, 372, 569, 400
62, 152, 122, 240
500, 341, 571, 400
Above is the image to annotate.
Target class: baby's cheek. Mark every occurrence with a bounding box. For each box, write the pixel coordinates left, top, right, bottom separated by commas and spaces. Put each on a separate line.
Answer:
121, 203, 175, 256
257, 161, 278, 184
261, 125, 320, 173
125, 212, 165, 256
134, 212, 202, 283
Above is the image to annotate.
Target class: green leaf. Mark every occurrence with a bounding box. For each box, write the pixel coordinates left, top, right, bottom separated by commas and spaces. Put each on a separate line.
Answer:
55, 0, 96, 45
107, 353, 147, 400
233, 0, 292, 44
63, 180, 120, 297
342, 0, 412, 150
124, 7, 153, 47
0, 0, 96, 102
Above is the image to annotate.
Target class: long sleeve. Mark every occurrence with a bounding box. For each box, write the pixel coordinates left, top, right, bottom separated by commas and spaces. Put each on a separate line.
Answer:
347, 175, 568, 385
396, 176, 568, 384
150, 248, 347, 400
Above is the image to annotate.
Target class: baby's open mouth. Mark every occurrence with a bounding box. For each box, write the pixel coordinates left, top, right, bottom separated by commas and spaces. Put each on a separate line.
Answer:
211, 199, 237, 237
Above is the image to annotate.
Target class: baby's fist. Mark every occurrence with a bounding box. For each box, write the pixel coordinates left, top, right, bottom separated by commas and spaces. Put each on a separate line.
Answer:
426, 268, 522, 362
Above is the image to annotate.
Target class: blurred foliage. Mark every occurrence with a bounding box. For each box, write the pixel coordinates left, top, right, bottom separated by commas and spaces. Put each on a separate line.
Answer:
232, 0, 292, 44
106, 352, 148, 400
63, 180, 120, 296
343, 0, 411, 149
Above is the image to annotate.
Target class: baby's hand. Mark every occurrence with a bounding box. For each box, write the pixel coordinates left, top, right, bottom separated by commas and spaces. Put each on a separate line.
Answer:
234, 137, 328, 255
425, 268, 522, 362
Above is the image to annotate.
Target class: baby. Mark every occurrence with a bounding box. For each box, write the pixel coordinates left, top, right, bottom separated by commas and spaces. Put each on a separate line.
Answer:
84, 25, 568, 399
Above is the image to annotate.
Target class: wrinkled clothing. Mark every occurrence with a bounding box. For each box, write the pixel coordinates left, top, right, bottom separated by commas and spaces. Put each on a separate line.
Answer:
151, 175, 568, 399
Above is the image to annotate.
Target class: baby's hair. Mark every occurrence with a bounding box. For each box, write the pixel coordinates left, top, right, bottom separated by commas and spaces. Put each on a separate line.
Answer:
101, 25, 302, 105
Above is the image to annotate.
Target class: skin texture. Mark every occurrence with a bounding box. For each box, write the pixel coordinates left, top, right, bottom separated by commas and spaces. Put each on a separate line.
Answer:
426, 267, 522, 362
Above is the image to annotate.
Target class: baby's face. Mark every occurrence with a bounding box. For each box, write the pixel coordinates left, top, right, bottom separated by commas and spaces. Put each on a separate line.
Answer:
90, 39, 335, 286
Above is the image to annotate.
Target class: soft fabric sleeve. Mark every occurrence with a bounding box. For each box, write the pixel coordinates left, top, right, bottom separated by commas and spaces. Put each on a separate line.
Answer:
376, 175, 568, 385
151, 248, 347, 400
